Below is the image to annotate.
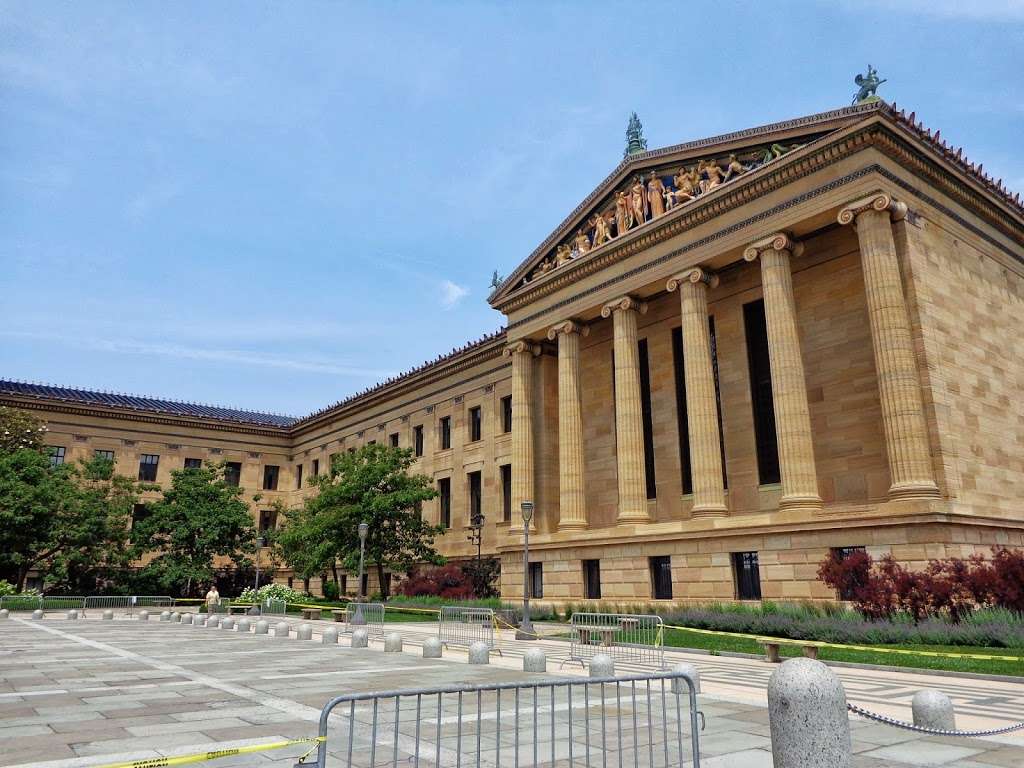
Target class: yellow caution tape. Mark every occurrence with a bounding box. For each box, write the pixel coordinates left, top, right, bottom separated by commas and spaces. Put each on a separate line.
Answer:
94, 736, 324, 768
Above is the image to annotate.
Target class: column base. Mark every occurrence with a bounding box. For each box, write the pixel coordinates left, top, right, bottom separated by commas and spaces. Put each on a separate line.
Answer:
691, 504, 728, 519
557, 520, 587, 531
887, 481, 941, 502
616, 510, 652, 523
778, 494, 823, 513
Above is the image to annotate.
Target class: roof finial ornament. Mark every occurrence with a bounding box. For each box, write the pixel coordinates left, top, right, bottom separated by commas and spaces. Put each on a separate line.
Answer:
624, 112, 647, 158
853, 64, 886, 105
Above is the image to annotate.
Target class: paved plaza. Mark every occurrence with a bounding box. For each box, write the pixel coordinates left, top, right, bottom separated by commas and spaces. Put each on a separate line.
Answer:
0, 614, 1022, 767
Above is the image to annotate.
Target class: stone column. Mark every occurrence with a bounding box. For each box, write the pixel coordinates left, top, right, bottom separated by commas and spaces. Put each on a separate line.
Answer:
666, 268, 728, 517
838, 193, 940, 501
547, 320, 589, 530
600, 296, 650, 522
504, 340, 540, 530
743, 233, 823, 512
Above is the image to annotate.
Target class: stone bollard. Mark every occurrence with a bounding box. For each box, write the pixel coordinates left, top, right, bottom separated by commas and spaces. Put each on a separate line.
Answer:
590, 654, 615, 677
274, 622, 291, 640
181, 613, 193, 625
32, 609, 44, 620
67, 609, 79, 620
254, 619, 269, 635
468, 641, 490, 665
523, 648, 547, 673
208, 616, 222, 628
221, 617, 235, 630
297, 624, 313, 640
912, 689, 956, 731
322, 627, 339, 645
768, 658, 852, 768
351, 628, 369, 648
103, 610, 114, 621
138, 610, 149, 621
193, 614, 206, 626
422, 637, 442, 658
159, 611, 171, 622
236, 618, 250, 633
671, 662, 701, 695
0, 609, 9, 619
384, 632, 403, 652
170, 612, 181, 623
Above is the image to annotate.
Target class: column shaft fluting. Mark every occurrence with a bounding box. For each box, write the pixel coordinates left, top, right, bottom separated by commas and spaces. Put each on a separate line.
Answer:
505, 341, 537, 530
549, 321, 588, 529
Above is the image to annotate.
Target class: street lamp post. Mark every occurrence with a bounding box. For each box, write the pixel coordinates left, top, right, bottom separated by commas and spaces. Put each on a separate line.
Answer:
254, 536, 265, 591
516, 501, 535, 640
351, 521, 369, 625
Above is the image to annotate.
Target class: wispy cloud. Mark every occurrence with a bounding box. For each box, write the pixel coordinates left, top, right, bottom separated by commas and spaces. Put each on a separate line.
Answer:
439, 279, 469, 309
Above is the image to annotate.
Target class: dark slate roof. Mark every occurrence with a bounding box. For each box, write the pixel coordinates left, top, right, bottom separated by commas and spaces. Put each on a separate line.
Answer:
0, 380, 298, 428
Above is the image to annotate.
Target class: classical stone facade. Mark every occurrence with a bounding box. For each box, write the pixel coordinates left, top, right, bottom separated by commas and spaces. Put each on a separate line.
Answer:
4, 101, 1023, 605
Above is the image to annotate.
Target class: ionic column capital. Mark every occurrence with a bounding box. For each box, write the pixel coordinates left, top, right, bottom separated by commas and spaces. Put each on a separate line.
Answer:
503, 340, 541, 358
743, 232, 804, 262
666, 267, 719, 293
600, 295, 648, 319
546, 320, 591, 341
837, 192, 908, 226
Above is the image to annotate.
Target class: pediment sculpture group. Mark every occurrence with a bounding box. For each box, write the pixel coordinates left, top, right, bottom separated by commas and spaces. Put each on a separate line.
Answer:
523, 142, 804, 285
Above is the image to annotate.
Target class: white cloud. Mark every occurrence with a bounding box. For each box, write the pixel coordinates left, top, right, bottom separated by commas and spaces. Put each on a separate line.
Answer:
439, 279, 469, 310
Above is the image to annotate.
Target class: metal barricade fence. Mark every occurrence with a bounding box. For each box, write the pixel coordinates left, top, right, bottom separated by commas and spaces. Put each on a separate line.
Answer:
35, 596, 87, 613
82, 595, 173, 616
313, 670, 701, 768
342, 602, 385, 636
569, 612, 666, 670
0, 595, 45, 612
438, 606, 499, 651
262, 598, 287, 616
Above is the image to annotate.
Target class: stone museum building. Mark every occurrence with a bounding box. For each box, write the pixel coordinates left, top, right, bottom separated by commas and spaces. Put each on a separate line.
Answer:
4, 100, 1023, 604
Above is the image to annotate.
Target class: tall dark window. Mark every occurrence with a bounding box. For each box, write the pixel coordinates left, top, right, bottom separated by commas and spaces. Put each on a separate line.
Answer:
583, 559, 602, 599
183, 457, 202, 469
468, 406, 482, 442
389, 432, 400, 448
329, 453, 339, 472
259, 509, 278, 533
832, 546, 867, 600
638, 338, 657, 499
468, 470, 482, 524
263, 465, 279, 490
529, 562, 544, 599
312, 459, 320, 477
732, 551, 762, 600
46, 446, 66, 467
95, 449, 115, 462
438, 477, 451, 529
500, 463, 512, 522
361, 573, 369, 596
501, 395, 513, 433
224, 461, 242, 487
138, 454, 159, 481
295, 463, 303, 489
413, 425, 424, 456
439, 416, 451, 450
341, 574, 347, 594
743, 300, 781, 485
131, 503, 150, 529
650, 556, 673, 600
672, 322, 727, 495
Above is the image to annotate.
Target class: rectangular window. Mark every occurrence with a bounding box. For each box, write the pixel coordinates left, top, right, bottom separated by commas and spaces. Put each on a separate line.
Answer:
183, 457, 202, 469
413, 425, 424, 457
583, 559, 602, 600
389, 432, 400, 448
47, 446, 66, 467
224, 461, 242, 487
263, 465, 280, 490
439, 416, 451, 450
368, 440, 376, 446
500, 395, 513, 434
341, 574, 347, 594
361, 573, 369, 597
138, 454, 159, 482
131, 503, 150, 529
468, 406, 482, 442
832, 546, 867, 600
94, 449, 115, 462
258, 509, 278, 533
288, 576, 294, 589
732, 551, 763, 600
438, 477, 451, 529
329, 453, 339, 472
295, 463, 303, 489
650, 555, 673, 600
468, 470, 482, 525
744, 299, 781, 485
312, 459, 320, 477
529, 562, 544, 599
638, 338, 657, 500
500, 463, 512, 522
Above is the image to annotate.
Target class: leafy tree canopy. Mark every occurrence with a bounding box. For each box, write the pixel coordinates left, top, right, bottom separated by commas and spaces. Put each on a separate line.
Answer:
0, 406, 48, 455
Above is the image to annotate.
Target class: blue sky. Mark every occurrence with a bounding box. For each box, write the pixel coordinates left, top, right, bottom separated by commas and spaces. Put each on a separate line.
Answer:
2, 1, 1021, 417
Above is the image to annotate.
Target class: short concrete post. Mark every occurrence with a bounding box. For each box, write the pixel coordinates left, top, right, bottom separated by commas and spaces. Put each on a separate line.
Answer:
468, 641, 490, 664
170, 612, 181, 623
671, 662, 701, 695
103, 610, 114, 621
351, 628, 369, 648
138, 610, 149, 621
181, 613, 193, 625
767, 658, 852, 768
322, 627, 339, 644
422, 637, 442, 658
159, 611, 171, 622
221, 617, 235, 630
67, 609, 78, 620
193, 614, 206, 626
297, 623, 313, 640
523, 648, 547, 673
236, 618, 250, 633
32, 609, 44, 620
589, 654, 615, 677
912, 689, 956, 731
0, 609, 9, 619
208, 616, 222, 628
254, 619, 269, 635
274, 621, 291, 640
384, 632, 403, 652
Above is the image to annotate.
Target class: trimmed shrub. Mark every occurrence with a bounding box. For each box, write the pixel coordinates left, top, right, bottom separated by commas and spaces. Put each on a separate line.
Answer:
399, 565, 474, 600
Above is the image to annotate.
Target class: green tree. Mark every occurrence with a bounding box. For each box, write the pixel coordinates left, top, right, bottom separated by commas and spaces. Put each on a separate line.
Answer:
283, 444, 442, 599
274, 501, 335, 589
0, 406, 49, 454
133, 462, 256, 597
